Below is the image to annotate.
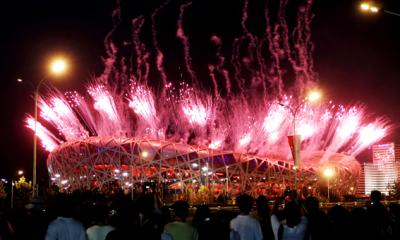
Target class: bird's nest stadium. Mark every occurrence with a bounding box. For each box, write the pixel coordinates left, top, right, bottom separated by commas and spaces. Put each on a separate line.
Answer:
47, 137, 360, 203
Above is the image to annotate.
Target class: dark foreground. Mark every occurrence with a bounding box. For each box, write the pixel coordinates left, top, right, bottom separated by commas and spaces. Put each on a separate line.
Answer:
0, 191, 400, 240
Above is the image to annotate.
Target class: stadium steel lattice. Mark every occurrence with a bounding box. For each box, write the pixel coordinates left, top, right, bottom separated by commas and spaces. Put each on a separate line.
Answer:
48, 137, 360, 201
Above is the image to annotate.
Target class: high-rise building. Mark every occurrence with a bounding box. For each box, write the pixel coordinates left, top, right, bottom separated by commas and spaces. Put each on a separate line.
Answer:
359, 143, 400, 195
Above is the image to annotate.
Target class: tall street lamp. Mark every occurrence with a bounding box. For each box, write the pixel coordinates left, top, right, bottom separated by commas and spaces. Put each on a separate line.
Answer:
32, 57, 68, 197
11, 170, 24, 209
323, 167, 335, 203
279, 89, 322, 195
359, 1, 400, 17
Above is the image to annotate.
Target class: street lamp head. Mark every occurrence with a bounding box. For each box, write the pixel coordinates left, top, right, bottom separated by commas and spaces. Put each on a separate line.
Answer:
359, 1, 381, 14
323, 167, 334, 178
360, 2, 371, 11
17, 170, 24, 175
370, 6, 379, 13
359, 2, 400, 17
306, 89, 322, 103
49, 58, 68, 75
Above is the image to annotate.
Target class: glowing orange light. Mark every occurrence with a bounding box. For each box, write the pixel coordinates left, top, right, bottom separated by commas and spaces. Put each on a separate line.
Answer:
360, 3, 370, 11
49, 58, 68, 75
141, 151, 149, 158
370, 6, 379, 13
359, 2, 380, 14
307, 90, 322, 103
323, 168, 334, 178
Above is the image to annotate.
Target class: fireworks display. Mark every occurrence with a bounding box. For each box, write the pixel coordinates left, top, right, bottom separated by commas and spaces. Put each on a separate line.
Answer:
26, 0, 391, 184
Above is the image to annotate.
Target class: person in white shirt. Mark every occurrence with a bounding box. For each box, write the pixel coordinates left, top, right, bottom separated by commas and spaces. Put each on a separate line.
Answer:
271, 200, 308, 240
46, 217, 86, 240
45, 196, 86, 240
230, 194, 263, 240
86, 205, 115, 240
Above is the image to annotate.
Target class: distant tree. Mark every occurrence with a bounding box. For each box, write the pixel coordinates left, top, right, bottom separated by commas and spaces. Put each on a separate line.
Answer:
14, 176, 32, 207
15, 176, 32, 191
388, 181, 400, 199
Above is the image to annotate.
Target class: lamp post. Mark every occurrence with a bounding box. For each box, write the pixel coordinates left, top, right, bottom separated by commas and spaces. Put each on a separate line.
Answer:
11, 170, 24, 209
225, 166, 229, 199
279, 89, 322, 195
359, 1, 400, 17
32, 57, 68, 198
323, 167, 334, 202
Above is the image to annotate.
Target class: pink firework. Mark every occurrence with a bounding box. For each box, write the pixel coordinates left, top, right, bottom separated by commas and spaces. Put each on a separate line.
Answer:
39, 96, 88, 140
128, 84, 158, 129
181, 94, 212, 127
88, 84, 120, 123
26, 117, 59, 152
25, 0, 392, 174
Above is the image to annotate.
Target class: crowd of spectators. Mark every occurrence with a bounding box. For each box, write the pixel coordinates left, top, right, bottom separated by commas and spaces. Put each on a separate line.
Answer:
0, 190, 400, 240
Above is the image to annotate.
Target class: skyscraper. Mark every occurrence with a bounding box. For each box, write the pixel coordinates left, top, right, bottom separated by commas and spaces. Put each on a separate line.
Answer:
360, 143, 400, 195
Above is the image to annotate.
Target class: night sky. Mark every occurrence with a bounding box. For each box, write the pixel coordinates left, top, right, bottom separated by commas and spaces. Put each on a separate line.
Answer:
0, 0, 399, 182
